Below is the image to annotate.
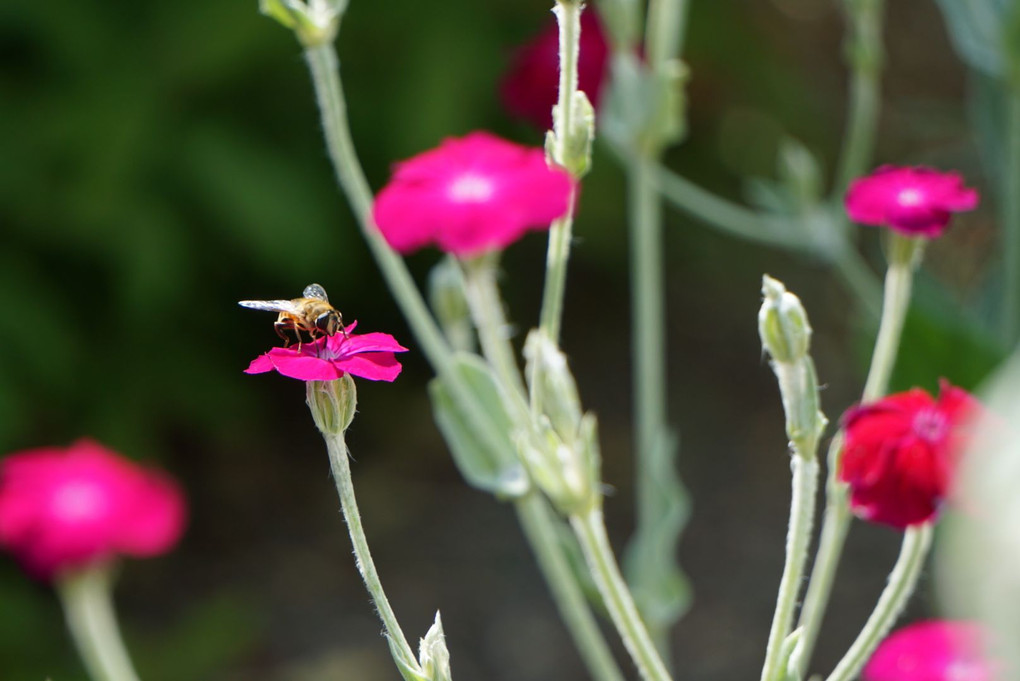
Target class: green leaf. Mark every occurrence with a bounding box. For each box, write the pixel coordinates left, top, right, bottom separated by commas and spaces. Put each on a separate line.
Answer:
428, 353, 530, 499
933, 0, 1011, 77
623, 429, 692, 631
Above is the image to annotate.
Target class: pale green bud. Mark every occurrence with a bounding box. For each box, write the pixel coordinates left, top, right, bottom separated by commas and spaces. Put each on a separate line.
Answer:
306, 373, 357, 436
418, 612, 452, 681
428, 258, 475, 353
515, 414, 601, 516
546, 90, 595, 178
259, 0, 347, 46
524, 330, 583, 443
759, 275, 812, 364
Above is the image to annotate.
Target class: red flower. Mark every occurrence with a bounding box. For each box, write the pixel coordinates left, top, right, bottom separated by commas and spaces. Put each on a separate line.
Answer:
838, 381, 977, 529
0, 440, 186, 579
500, 8, 610, 130
845, 166, 979, 238
864, 620, 992, 681
372, 132, 574, 257
245, 322, 407, 382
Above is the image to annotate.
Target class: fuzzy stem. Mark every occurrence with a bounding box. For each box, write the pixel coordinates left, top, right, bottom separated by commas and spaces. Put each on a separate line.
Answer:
1002, 87, 1020, 347
834, 0, 884, 196
760, 455, 819, 681
571, 509, 675, 681
515, 495, 627, 681
461, 255, 526, 397
537, 0, 583, 345
324, 432, 417, 667
56, 566, 142, 681
824, 524, 934, 681
794, 235, 920, 676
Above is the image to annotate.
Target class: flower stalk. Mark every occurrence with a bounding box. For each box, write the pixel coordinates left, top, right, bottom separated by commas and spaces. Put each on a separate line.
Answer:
571, 508, 674, 681
824, 524, 934, 681
757, 277, 826, 681
794, 233, 922, 676
57, 565, 142, 681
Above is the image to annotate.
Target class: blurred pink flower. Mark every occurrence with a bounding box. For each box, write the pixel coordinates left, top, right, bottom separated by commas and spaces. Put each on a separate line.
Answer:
500, 8, 610, 130
839, 381, 978, 529
245, 322, 407, 382
845, 166, 979, 237
0, 439, 186, 580
372, 132, 574, 257
864, 620, 992, 681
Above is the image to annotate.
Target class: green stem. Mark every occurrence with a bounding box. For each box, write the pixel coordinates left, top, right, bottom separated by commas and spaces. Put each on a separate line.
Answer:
323, 431, 417, 668
824, 524, 934, 681
461, 255, 526, 397
649, 162, 882, 316
56, 565, 142, 681
1002, 87, 1020, 348
538, 0, 583, 345
571, 509, 675, 681
833, 0, 884, 196
304, 43, 451, 377
794, 234, 920, 676
759, 455, 819, 681
645, 0, 689, 67
515, 495, 627, 681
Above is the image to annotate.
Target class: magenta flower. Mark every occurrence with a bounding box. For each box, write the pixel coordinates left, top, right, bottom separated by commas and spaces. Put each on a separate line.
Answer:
845, 166, 979, 237
245, 322, 407, 382
372, 132, 575, 257
500, 9, 610, 130
864, 620, 992, 681
0, 439, 186, 580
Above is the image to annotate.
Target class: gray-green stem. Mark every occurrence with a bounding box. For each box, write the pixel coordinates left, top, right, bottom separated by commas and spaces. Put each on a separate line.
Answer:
324, 431, 417, 667
57, 565, 142, 681
794, 235, 920, 676
537, 0, 583, 345
759, 455, 819, 681
515, 495, 627, 681
572, 509, 675, 681
463, 253, 626, 681
833, 0, 884, 196
824, 524, 933, 681
1002, 86, 1020, 348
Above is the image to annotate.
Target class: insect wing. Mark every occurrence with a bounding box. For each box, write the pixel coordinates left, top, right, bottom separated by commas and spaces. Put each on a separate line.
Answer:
303, 283, 329, 302
238, 299, 304, 314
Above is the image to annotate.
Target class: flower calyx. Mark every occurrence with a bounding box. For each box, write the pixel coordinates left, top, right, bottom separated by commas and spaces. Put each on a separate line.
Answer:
259, 0, 347, 46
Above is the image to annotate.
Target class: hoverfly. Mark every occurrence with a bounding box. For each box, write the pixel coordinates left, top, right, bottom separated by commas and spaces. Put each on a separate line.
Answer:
239, 283, 347, 347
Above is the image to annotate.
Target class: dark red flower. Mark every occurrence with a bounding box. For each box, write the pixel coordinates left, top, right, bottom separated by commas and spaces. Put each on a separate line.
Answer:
500, 9, 610, 130
864, 620, 992, 681
838, 381, 978, 529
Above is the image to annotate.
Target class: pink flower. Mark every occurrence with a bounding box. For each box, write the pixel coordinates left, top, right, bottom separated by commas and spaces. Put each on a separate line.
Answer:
864, 620, 992, 681
372, 132, 574, 257
500, 9, 610, 130
245, 322, 407, 382
839, 381, 978, 529
0, 439, 186, 580
845, 166, 979, 237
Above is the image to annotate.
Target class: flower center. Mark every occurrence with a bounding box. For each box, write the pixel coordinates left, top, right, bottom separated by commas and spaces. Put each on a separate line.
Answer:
912, 408, 949, 443
897, 187, 924, 207
448, 174, 495, 203
51, 480, 109, 523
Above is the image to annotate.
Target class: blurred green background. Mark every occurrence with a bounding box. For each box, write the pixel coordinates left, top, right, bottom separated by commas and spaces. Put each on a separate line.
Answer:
0, 0, 1004, 678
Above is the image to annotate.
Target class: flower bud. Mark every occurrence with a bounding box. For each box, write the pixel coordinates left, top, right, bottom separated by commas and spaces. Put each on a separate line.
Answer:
306, 374, 357, 436
418, 612, 452, 681
524, 330, 583, 443
428, 258, 475, 353
546, 90, 596, 178
759, 275, 812, 364
259, 0, 347, 46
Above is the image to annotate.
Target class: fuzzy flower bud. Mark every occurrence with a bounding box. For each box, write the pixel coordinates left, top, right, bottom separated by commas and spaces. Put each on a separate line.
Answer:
306, 374, 357, 436
524, 330, 583, 443
417, 612, 453, 681
259, 0, 347, 46
759, 275, 812, 364
428, 258, 475, 354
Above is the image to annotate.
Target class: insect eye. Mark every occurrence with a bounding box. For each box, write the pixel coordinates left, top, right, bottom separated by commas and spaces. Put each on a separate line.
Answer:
316, 313, 336, 334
